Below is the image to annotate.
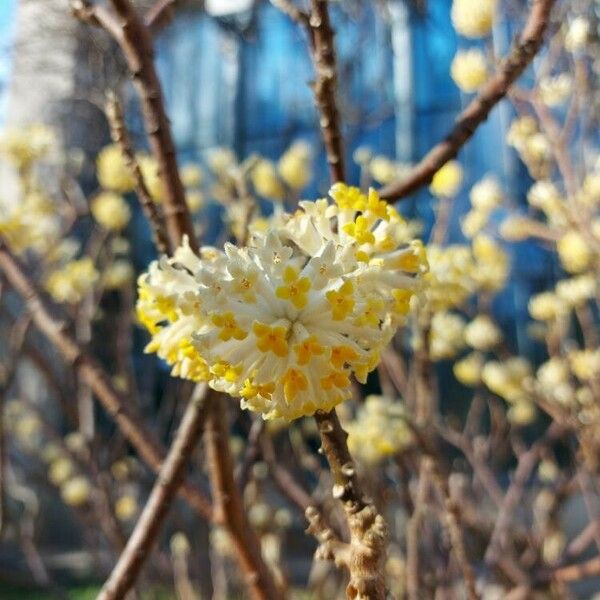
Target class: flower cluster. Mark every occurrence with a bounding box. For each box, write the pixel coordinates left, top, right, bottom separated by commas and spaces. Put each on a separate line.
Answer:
137, 184, 428, 420
346, 395, 413, 464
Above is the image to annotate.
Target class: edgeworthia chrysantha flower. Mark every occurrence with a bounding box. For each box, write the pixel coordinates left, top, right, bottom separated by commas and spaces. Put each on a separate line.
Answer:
136, 184, 428, 420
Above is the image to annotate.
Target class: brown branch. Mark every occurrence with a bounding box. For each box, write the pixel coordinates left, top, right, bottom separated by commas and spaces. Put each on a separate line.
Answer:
98, 383, 209, 600
145, 0, 181, 34
0, 238, 212, 521
105, 92, 171, 254
379, 0, 556, 201
72, 0, 197, 251
204, 392, 283, 600
274, 0, 344, 183
308, 0, 345, 184
314, 409, 387, 599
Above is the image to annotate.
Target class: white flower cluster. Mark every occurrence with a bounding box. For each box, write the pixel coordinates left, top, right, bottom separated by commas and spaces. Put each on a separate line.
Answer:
137, 184, 428, 420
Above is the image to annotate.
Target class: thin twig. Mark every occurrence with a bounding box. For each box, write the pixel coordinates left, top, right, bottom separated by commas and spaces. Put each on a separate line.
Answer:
105, 92, 170, 254
72, 0, 196, 251
98, 383, 209, 600
379, 0, 556, 201
204, 392, 283, 600
0, 238, 212, 521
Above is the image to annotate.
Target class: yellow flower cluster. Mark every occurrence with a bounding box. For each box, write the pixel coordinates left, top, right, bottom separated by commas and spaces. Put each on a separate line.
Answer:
451, 49, 488, 93
96, 143, 135, 193
45, 257, 99, 304
137, 184, 428, 420
0, 124, 54, 169
346, 395, 413, 464
462, 176, 503, 238
91, 192, 131, 231
429, 160, 463, 198
482, 358, 536, 424
451, 0, 496, 38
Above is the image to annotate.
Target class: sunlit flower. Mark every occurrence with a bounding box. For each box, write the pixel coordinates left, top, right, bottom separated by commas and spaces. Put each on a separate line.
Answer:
555, 274, 596, 306
186, 190, 204, 213
137, 185, 427, 420
557, 230, 593, 273
464, 315, 501, 351
453, 352, 484, 386
461, 209, 489, 238
539, 74, 572, 107
346, 395, 413, 463
472, 234, 508, 293
278, 141, 312, 190
536, 358, 574, 406
451, 48, 488, 92
61, 476, 91, 507
104, 260, 134, 290
45, 257, 99, 304
565, 17, 589, 53
207, 147, 236, 175
429, 160, 463, 198
470, 176, 503, 212
115, 495, 138, 521
91, 192, 131, 231
507, 400, 537, 426
451, 0, 496, 38
0, 124, 54, 168
97, 143, 135, 193
425, 244, 475, 311
181, 163, 204, 188
429, 312, 466, 360
569, 349, 600, 381
529, 292, 568, 321
138, 154, 164, 202
482, 357, 533, 404
251, 159, 285, 200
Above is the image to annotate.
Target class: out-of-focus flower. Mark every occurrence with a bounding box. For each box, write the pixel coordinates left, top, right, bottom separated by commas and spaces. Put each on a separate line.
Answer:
61, 476, 91, 507
536, 358, 574, 406
556, 274, 596, 306
49, 457, 75, 486
461, 209, 489, 238
207, 147, 236, 175
97, 144, 135, 193
278, 141, 312, 190
45, 257, 99, 304
104, 260, 134, 290
425, 245, 475, 311
429, 312, 466, 360
181, 163, 203, 188
429, 160, 463, 198
557, 230, 592, 273
565, 17, 589, 53
529, 292, 568, 321
500, 215, 534, 241
569, 349, 600, 381
346, 395, 413, 463
539, 74, 572, 107
170, 532, 191, 556
115, 495, 138, 521
454, 352, 484, 386
251, 159, 285, 200
91, 192, 131, 231
464, 315, 501, 351
482, 357, 533, 404
138, 154, 164, 202
451, 49, 488, 92
507, 400, 537, 426
369, 156, 407, 185
186, 190, 204, 213
0, 124, 54, 168
470, 176, 503, 212
137, 185, 427, 420
507, 116, 538, 151
472, 234, 508, 292
451, 0, 496, 38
